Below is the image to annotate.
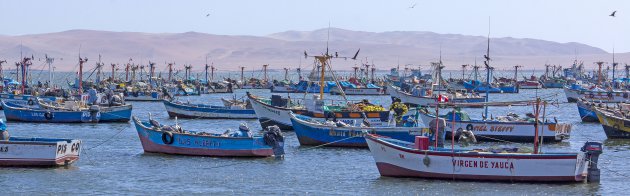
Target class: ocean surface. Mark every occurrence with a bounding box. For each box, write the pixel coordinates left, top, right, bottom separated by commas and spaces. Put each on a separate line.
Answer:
0, 87, 627, 195
0, 69, 627, 195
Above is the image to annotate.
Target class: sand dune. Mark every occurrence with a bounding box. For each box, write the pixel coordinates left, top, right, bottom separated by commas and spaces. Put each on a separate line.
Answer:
0, 28, 625, 72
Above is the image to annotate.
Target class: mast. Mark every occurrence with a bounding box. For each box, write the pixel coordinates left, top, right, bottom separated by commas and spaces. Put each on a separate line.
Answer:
211, 64, 215, 81
0, 60, 6, 82
284, 68, 289, 80
612, 48, 617, 82
45, 55, 54, 84
125, 62, 130, 81
461, 64, 468, 80
483, 20, 491, 120
513, 65, 521, 83
204, 62, 209, 83
96, 55, 103, 83
240, 66, 245, 85
263, 64, 269, 82
533, 97, 541, 154
318, 58, 326, 98
111, 63, 116, 81
78, 56, 88, 94
353, 66, 359, 78
149, 61, 155, 85
595, 62, 604, 85
167, 63, 173, 82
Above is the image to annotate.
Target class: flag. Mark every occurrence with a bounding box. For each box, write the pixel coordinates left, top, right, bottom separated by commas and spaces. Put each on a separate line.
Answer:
437, 94, 449, 103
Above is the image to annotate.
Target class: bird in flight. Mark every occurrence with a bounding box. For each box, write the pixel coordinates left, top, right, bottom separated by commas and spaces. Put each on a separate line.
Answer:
409, 3, 416, 9
206, 13, 210, 17
610, 11, 617, 17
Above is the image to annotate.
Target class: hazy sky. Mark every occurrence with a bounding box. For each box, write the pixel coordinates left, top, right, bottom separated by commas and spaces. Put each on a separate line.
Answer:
1, 0, 627, 52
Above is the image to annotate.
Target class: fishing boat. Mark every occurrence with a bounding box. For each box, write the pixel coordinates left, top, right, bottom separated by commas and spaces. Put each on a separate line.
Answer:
0, 93, 61, 108
593, 104, 630, 138
0, 120, 81, 167
564, 85, 629, 103
290, 112, 429, 147
124, 90, 164, 101
132, 116, 284, 157
0, 137, 81, 167
387, 84, 486, 107
364, 134, 602, 182
330, 82, 385, 95
517, 75, 543, 89
1, 99, 132, 123
576, 99, 604, 122
163, 99, 256, 119
417, 106, 571, 142
248, 93, 390, 130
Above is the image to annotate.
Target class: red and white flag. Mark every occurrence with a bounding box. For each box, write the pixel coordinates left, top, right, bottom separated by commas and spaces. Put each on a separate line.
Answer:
437, 94, 449, 103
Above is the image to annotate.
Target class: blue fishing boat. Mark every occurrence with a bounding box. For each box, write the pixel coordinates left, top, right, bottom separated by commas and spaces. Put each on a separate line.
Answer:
577, 99, 600, 122
0, 93, 61, 109
1, 101, 132, 123
163, 99, 256, 119
290, 113, 430, 147
132, 116, 284, 157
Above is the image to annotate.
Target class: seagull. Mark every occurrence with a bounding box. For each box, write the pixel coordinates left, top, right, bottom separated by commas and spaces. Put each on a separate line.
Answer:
610, 11, 617, 17
409, 3, 416, 9
206, 13, 210, 17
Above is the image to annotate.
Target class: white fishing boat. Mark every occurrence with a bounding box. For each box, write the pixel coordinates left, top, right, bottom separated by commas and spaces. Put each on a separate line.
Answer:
388, 84, 486, 107
365, 134, 602, 182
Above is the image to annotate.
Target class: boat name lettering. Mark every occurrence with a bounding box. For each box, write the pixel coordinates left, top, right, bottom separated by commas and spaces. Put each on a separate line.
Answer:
32, 113, 45, 117
473, 125, 514, 132
451, 159, 514, 169
329, 129, 370, 137
193, 139, 221, 147
0, 146, 7, 152
264, 107, 280, 115
57, 144, 67, 154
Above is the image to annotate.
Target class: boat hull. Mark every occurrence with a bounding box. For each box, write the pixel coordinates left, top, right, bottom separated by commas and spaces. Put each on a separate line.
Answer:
133, 118, 277, 157
577, 101, 599, 122
249, 94, 389, 130
163, 100, 256, 119
417, 111, 569, 142
564, 87, 629, 103
2, 102, 132, 123
290, 114, 429, 147
387, 85, 485, 108
0, 137, 81, 167
365, 135, 587, 182
594, 107, 630, 138
330, 87, 385, 95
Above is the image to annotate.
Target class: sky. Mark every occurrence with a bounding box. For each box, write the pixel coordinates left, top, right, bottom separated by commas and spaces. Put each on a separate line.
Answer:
1, 0, 628, 52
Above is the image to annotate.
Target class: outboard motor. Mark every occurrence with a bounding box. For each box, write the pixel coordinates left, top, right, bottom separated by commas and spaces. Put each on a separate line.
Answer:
263, 125, 285, 157
89, 105, 100, 122
581, 141, 603, 183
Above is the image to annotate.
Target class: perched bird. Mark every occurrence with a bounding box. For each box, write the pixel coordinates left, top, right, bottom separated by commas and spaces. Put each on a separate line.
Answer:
409, 3, 416, 8
610, 11, 617, 17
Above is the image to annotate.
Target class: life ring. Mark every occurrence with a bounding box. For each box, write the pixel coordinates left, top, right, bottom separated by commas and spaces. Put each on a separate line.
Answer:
27, 99, 34, 105
44, 111, 54, 120
466, 124, 474, 131
161, 131, 174, 144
